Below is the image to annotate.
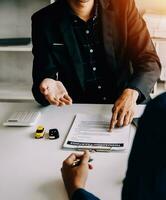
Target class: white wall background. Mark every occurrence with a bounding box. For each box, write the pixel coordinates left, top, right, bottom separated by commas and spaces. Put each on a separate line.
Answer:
136, 0, 166, 12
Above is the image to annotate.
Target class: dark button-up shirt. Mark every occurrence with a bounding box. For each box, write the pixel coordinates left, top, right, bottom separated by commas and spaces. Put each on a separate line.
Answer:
65, 1, 116, 103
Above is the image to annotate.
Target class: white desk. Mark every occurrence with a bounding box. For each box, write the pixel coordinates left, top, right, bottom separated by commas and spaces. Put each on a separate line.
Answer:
0, 102, 145, 200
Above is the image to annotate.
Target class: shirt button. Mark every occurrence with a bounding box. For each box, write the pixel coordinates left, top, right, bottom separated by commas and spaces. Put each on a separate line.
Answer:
93, 16, 97, 21
93, 67, 96, 71
86, 30, 90, 34
90, 49, 94, 53
103, 97, 107, 101
98, 85, 102, 89
74, 19, 78, 23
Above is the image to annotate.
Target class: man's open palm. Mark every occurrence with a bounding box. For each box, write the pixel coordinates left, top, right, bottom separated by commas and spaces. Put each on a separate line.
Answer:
40, 78, 72, 106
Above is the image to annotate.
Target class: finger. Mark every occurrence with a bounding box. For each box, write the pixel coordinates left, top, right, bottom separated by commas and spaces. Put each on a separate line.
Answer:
58, 97, 70, 106
81, 150, 90, 165
54, 94, 69, 105
129, 111, 134, 124
123, 111, 131, 126
63, 151, 86, 167
64, 94, 73, 103
117, 110, 126, 127
46, 95, 59, 106
109, 108, 118, 131
46, 97, 59, 106
58, 102, 65, 107
59, 97, 72, 105
47, 95, 65, 106
63, 153, 78, 166
63, 154, 76, 167
112, 105, 116, 112
57, 100, 66, 107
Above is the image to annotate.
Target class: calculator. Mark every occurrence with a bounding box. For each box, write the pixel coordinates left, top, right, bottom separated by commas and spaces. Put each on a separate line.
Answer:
3, 111, 41, 127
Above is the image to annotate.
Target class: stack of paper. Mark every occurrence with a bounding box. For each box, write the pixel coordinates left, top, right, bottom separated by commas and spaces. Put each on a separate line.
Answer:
63, 114, 130, 151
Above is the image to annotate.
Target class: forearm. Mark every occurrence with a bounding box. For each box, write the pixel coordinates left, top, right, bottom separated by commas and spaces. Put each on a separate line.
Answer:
127, 0, 161, 100
31, 15, 58, 106
127, 62, 161, 101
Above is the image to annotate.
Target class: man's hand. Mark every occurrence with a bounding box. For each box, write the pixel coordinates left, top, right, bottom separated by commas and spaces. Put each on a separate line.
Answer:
61, 150, 92, 199
109, 89, 139, 131
39, 78, 72, 106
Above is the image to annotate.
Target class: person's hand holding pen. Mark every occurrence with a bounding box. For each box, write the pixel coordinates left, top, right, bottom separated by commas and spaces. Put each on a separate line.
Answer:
109, 88, 139, 131
61, 150, 93, 199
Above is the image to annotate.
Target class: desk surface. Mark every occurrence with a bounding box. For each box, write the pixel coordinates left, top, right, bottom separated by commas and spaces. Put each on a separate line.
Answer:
0, 102, 145, 200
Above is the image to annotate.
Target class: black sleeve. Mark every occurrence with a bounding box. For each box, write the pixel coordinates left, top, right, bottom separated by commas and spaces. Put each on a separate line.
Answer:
72, 189, 100, 200
31, 13, 58, 106
126, 0, 161, 101
122, 92, 166, 200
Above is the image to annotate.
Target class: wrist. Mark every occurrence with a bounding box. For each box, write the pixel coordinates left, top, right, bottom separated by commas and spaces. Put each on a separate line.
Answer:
67, 185, 85, 200
123, 88, 139, 102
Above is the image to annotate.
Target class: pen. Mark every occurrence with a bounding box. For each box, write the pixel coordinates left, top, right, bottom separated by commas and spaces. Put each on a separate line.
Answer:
72, 158, 93, 167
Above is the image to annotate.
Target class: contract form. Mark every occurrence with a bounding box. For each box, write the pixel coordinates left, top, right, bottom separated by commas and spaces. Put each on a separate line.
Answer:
63, 114, 131, 151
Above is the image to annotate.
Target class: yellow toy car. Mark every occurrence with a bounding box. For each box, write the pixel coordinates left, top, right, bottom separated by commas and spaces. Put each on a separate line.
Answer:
35, 125, 45, 139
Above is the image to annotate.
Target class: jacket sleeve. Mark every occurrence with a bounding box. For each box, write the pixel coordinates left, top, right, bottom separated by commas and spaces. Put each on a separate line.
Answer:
126, 0, 161, 100
122, 92, 166, 200
72, 189, 100, 200
31, 13, 58, 106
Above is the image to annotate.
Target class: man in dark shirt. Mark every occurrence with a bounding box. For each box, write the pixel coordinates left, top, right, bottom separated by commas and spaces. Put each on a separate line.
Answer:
32, 0, 161, 129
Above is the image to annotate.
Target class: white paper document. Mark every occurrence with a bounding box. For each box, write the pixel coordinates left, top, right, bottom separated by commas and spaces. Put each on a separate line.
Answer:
63, 114, 131, 151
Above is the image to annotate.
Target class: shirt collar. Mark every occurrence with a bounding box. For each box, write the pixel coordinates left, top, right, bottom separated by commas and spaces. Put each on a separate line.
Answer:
65, 0, 99, 23
93, 0, 99, 21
